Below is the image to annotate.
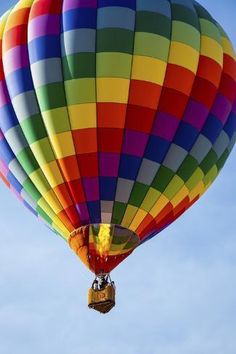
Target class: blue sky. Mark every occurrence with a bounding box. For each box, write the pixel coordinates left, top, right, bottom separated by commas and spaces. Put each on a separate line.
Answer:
0, 1, 235, 354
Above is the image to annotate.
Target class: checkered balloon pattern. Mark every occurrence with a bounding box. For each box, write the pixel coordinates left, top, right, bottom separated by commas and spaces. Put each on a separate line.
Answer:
0, 0, 235, 273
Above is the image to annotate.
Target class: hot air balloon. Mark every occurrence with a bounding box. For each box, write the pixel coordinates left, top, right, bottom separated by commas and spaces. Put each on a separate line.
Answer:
0, 0, 235, 313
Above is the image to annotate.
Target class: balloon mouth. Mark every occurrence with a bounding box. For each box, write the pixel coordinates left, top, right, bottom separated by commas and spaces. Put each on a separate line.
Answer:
68, 224, 140, 274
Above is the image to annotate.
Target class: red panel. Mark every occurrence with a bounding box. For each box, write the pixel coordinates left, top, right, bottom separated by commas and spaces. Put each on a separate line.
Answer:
98, 128, 123, 153
219, 74, 236, 103
97, 103, 127, 128
191, 77, 217, 109
164, 64, 195, 96
129, 80, 162, 109
3, 25, 27, 51
126, 105, 156, 133
58, 155, 80, 181
197, 56, 222, 87
30, 0, 62, 19
223, 54, 236, 79
77, 153, 98, 177
73, 129, 97, 154
158, 88, 189, 119
68, 179, 86, 204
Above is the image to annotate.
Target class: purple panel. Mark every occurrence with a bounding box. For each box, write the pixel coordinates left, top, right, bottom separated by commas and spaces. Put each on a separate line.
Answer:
152, 112, 179, 141
99, 152, 119, 176
76, 202, 90, 223
83, 177, 99, 201
183, 99, 209, 130
211, 94, 232, 124
63, 0, 98, 11
0, 82, 10, 107
29, 15, 61, 40
3, 45, 29, 74
122, 130, 148, 157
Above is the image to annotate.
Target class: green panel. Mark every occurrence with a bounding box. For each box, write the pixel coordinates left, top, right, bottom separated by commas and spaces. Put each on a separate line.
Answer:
96, 52, 132, 78
152, 166, 175, 192
21, 114, 47, 144
31, 138, 55, 164
129, 182, 149, 207
200, 150, 218, 174
164, 175, 184, 200
43, 109, 71, 135
216, 149, 229, 171
194, 2, 214, 22
23, 179, 41, 201
134, 32, 170, 61
17, 147, 39, 174
136, 12, 171, 38
200, 19, 222, 44
36, 205, 52, 225
171, 4, 199, 30
63, 53, 96, 80
172, 21, 200, 50
177, 155, 199, 182
64, 78, 96, 104
111, 202, 126, 224
36, 83, 67, 111
97, 28, 134, 53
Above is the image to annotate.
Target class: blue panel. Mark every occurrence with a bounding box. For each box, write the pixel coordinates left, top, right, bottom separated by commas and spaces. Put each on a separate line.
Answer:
0, 139, 15, 164
87, 201, 101, 224
202, 114, 223, 144
63, 9, 97, 31
100, 177, 117, 200
136, 0, 171, 17
6, 68, 33, 98
28, 36, 61, 63
97, 7, 135, 30
98, 0, 136, 10
7, 172, 22, 193
145, 136, 170, 163
174, 122, 199, 151
0, 104, 18, 133
119, 154, 141, 179
224, 111, 236, 139
24, 201, 38, 216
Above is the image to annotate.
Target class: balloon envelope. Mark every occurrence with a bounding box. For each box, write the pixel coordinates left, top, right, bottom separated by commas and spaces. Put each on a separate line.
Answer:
0, 0, 235, 274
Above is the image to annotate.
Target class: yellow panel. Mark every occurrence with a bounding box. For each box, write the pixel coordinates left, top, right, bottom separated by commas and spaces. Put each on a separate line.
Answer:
96, 78, 130, 103
222, 38, 236, 60
69, 103, 97, 130
150, 194, 169, 218
171, 185, 189, 208
40, 190, 63, 214
50, 132, 75, 159
203, 166, 218, 186
121, 205, 138, 228
201, 36, 223, 66
141, 188, 161, 212
131, 55, 167, 85
0, 12, 10, 38
169, 42, 199, 73
41, 161, 64, 188
52, 222, 69, 240
30, 169, 50, 194
129, 209, 148, 231
188, 181, 204, 201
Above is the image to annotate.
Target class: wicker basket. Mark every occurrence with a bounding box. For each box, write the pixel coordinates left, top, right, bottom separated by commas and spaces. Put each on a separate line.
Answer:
88, 284, 115, 314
